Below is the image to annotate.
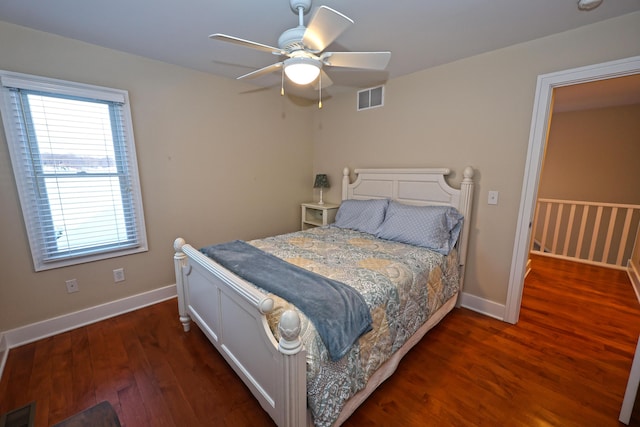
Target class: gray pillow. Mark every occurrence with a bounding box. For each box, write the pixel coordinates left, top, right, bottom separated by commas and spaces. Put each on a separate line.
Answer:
376, 201, 463, 255
334, 199, 389, 235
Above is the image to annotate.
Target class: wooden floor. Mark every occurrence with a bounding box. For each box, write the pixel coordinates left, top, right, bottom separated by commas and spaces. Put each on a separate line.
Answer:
1, 255, 639, 426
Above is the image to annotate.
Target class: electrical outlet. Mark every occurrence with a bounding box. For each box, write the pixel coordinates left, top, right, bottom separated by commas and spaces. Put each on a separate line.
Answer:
113, 268, 125, 283
65, 279, 79, 293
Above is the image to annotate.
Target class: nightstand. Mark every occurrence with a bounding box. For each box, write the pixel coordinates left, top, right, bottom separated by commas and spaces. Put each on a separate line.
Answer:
301, 202, 339, 230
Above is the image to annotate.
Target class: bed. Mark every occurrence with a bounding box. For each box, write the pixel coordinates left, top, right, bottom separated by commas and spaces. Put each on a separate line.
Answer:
173, 166, 474, 426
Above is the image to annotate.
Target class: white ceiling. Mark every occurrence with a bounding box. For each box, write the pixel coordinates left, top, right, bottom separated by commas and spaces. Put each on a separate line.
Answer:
1, 0, 639, 103
554, 74, 640, 112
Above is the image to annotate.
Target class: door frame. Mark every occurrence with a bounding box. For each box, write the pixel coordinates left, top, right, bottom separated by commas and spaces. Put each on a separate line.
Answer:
504, 55, 640, 324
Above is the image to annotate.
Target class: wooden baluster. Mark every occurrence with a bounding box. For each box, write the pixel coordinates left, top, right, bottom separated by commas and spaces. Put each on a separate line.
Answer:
576, 205, 589, 259
552, 203, 563, 254
617, 208, 634, 267
588, 206, 603, 262
563, 204, 576, 257
602, 207, 618, 264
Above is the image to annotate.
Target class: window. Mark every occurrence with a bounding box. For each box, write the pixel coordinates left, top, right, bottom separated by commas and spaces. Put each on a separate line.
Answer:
0, 71, 147, 271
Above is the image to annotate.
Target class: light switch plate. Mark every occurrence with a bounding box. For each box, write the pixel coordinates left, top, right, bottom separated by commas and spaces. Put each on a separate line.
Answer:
488, 191, 499, 205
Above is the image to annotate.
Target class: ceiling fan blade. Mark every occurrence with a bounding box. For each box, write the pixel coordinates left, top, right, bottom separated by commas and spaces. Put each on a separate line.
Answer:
321, 51, 391, 70
313, 70, 333, 90
210, 33, 284, 55
303, 6, 353, 52
237, 62, 283, 80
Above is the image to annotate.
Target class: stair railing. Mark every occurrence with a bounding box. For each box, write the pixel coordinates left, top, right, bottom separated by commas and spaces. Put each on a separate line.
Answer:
531, 198, 640, 270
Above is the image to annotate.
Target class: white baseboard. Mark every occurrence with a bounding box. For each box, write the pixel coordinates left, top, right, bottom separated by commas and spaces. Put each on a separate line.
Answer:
2, 284, 177, 350
459, 291, 506, 321
0, 333, 8, 382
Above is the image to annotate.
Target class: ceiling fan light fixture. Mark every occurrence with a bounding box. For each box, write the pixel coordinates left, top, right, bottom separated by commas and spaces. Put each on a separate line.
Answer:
577, 0, 603, 10
284, 57, 321, 85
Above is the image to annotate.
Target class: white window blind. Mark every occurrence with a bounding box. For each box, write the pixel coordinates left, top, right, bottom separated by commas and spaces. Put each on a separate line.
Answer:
0, 71, 147, 271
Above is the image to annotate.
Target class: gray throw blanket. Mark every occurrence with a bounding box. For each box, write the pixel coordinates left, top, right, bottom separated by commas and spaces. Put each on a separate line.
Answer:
201, 240, 372, 361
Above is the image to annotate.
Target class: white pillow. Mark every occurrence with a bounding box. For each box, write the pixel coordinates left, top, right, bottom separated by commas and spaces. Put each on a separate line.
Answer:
333, 199, 389, 235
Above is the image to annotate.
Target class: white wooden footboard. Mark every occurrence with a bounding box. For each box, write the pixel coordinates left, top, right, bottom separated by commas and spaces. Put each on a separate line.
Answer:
173, 238, 307, 427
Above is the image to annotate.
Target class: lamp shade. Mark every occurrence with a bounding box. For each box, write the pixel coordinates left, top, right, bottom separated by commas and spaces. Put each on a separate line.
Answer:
284, 57, 321, 85
313, 174, 329, 189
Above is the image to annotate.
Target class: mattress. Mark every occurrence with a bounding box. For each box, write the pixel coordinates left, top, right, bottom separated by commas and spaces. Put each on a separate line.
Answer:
246, 226, 460, 427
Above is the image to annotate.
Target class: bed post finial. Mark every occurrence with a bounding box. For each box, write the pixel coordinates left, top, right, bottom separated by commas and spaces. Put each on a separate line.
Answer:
174, 237, 186, 252
278, 309, 303, 355
342, 167, 350, 201
463, 166, 474, 181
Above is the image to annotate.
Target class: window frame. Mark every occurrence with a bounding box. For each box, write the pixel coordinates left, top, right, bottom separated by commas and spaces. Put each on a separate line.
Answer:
0, 70, 148, 271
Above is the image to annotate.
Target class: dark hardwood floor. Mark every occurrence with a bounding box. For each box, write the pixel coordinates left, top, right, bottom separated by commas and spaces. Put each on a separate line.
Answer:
1, 255, 639, 426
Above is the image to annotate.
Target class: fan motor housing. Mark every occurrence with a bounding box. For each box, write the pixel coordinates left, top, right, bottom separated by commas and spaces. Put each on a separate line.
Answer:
290, 0, 312, 14
278, 26, 306, 52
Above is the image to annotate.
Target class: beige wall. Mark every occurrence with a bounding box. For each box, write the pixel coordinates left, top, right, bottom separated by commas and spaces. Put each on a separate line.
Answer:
540, 104, 640, 203
0, 21, 315, 331
313, 12, 640, 305
1, 12, 640, 331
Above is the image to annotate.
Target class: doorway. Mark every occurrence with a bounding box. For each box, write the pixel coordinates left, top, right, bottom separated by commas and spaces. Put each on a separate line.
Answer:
505, 55, 640, 324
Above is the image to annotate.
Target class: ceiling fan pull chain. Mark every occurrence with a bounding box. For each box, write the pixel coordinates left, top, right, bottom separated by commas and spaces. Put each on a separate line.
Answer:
318, 72, 323, 109
281, 67, 285, 96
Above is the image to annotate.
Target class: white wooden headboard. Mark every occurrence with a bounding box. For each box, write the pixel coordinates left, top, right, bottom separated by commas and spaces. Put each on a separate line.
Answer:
341, 167, 475, 291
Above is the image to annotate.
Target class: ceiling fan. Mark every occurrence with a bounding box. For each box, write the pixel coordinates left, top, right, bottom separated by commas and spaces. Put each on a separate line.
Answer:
210, 0, 391, 106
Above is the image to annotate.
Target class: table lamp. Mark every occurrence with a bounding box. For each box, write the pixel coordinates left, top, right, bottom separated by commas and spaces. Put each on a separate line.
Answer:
313, 174, 329, 205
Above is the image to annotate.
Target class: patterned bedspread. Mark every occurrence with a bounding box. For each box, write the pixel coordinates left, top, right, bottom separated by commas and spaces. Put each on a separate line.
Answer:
248, 226, 460, 427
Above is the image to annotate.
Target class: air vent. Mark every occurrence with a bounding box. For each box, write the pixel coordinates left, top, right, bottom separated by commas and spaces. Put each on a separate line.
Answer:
357, 85, 384, 111
0, 401, 36, 427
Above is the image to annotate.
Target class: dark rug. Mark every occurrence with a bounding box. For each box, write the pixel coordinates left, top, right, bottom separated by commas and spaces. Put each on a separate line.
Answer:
51, 401, 121, 427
